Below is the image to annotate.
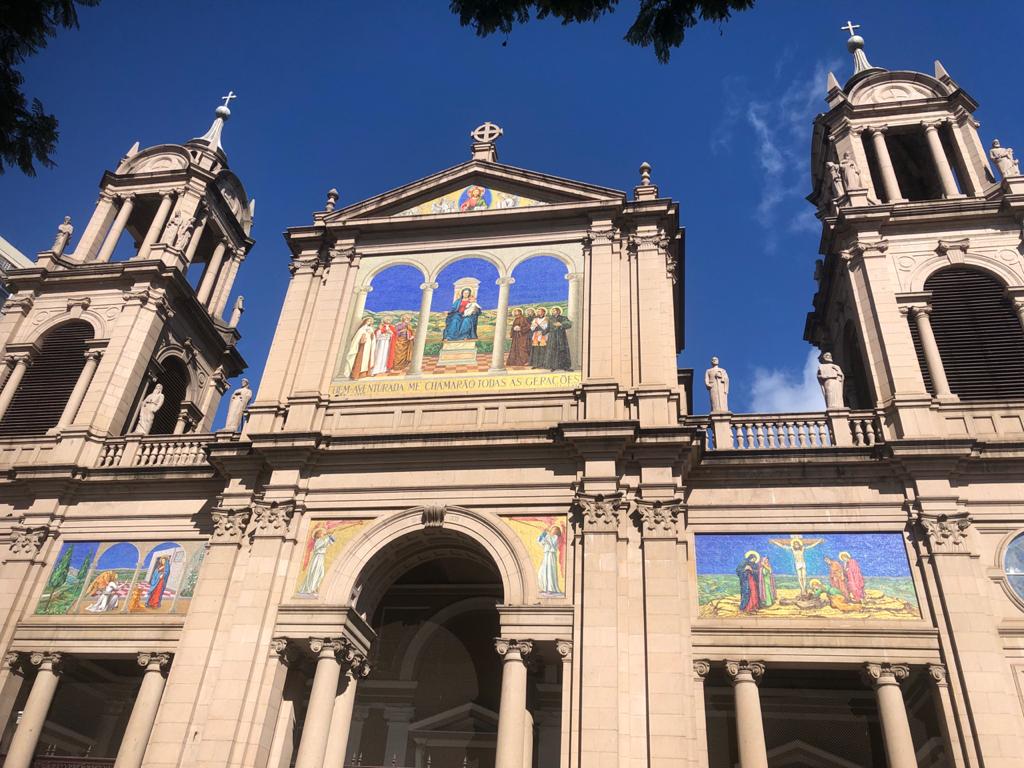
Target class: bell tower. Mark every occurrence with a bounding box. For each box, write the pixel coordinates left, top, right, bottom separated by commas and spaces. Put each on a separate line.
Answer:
0, 96, 251, 445
804, 24, 1024, 438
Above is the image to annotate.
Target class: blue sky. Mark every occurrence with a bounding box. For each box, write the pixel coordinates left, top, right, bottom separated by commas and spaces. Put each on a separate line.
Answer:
2, 1, 1022, 417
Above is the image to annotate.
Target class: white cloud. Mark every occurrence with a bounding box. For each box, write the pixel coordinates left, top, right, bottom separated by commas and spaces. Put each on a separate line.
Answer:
749, 348, 824, 413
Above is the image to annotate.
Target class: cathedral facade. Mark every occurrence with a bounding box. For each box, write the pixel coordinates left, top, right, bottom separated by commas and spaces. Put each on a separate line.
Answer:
0, 31, 1023, 768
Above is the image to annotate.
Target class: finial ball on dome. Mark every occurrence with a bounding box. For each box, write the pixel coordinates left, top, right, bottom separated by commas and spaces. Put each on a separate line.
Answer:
215, 105, 231, 119
846, 34, 865, 53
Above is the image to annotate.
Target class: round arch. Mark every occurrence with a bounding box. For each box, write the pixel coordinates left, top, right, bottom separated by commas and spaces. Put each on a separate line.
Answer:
357, 258, 430, 289
319, 506, 538, 615
428, 252, 507, 282
27, 311, 106, 347
907, 252, 1021, 294
506, 249, 579, 276
153, 347, 198, 402
398, 596, 501, 681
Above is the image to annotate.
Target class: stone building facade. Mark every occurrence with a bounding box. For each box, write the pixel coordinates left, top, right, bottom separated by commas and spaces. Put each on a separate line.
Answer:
1, 31, 1024, 768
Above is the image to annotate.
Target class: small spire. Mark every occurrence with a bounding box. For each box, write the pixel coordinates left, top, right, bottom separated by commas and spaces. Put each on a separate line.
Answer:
634, 161, 658, 200
841, 20, 874, 75
826, 71, 840, 93
248, 198, 256, 219
325, 188, 339, 212
192, 91, 236, 153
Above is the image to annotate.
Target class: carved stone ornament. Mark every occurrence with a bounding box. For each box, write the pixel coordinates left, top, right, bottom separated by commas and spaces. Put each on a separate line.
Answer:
252, 501, 294, 535
555, 640, 572, 661
210, 507, 251, 541
28, 652, 63, 673
927, 663, 948, 687
137, 652, 172, 671
864, 662, 910, 687
8, 524, 49, 555
3, 651, 22, 671
494, 639, 533, 659
65, 296, 91, 313
635, 498, 683, 537
693, 659, 712, 679
309, 637, 344, 656
1, 295, 33, 316
572, 492, 623, 532
725, 659, 765, 684
919, 514, 972, 554
841, 238, 889, 269
421, 505, 446, 528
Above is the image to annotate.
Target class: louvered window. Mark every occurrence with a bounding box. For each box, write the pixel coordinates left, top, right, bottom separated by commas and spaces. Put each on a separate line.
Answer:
0, 321, 93, 436
149, 358, 189, 435
909, 267, 1024, 400
842, 321, 873, 409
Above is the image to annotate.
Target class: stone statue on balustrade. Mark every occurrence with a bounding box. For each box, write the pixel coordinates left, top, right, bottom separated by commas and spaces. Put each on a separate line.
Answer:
705, 356, 730, 413
133, 384, 165, 434
229, 295, 245, 327
223, 378, 252, 432
51, 216, 73, 256
817, 352, 846, 410
173, 216, 195, 251
990, 140, 1020, 179
162, 210, 183, 248
825, 162, 845, 199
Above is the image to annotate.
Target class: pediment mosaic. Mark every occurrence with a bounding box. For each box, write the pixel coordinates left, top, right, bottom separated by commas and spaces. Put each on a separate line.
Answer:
394, 183, 546, 217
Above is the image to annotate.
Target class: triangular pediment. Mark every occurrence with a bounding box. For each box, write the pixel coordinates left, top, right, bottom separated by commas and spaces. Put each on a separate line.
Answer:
328, 160, 624, 222
409, 702, 498, 734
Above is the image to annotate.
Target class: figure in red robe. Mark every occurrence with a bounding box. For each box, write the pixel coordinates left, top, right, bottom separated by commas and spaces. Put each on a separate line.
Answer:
840, 552, 865, 602
824, 556, 848, 599
736, 553, 760, 613
146, 557, 169, 609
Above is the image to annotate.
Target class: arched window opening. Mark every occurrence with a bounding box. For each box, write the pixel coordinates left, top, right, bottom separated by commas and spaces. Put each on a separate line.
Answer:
0, 321, 94, 436
841, 322, 873, 409
127, 357, 190, 435
910, 267, 1024, 400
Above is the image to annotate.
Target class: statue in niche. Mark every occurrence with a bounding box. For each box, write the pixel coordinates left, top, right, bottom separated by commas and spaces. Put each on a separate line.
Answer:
51, 216, 73, 256
839, 152, 864, 189
223, 378, 252, 432
174, 217, 196, 251
817, 352, 846, 410
705, 356, 730, 413
825, 162, 845, 199
990, 139, 1020, 179
162, 210, 182, 247
229, 295, 245, 327
133, 384, 165, 434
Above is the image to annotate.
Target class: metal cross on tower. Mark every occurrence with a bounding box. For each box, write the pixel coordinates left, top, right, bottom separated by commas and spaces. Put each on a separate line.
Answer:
470, 122, 503, 143
221, 91, 238, 108
841, 20, 861, 37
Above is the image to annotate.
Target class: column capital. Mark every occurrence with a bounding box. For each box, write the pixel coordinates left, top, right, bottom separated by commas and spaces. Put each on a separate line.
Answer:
571, 492, 624, 533
419, 281, 438, 291
935, 238, 970, 259
251, 500, 295, 537
158, 190, 175, 201
634, 498, 683, 538
917, 512, 972, 555
119, 192, 138, 203
308, 637, 343, 657
8, 524, 50, 557
210, 506, 252, 543
270, 637, 303, 667
4, 351, 34, 366
1, 295, 34, 316
495, 276, 515, 287
494, 638, 533, 660
868, 124, 890, 136
28, 651, 64, 674
564, 271, 584, 282
693, 659, 712, 680
83, 349, 104, 363
926, 663, 948, 687
137, 652, 172, 672
899, 303, 932, 319
555, 639, 572, 661
725, 659, 765, 685
863, 662, 910, 688
920, 120, 941, 133
3, 651, 23, 671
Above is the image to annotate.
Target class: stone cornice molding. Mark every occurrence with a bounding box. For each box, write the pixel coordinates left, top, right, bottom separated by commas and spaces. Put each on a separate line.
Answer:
210, 506, 252, 543
571, 491, 625, 533
725, 659, 765, 685
863, 662, 910, 688
917, 512, 973, 555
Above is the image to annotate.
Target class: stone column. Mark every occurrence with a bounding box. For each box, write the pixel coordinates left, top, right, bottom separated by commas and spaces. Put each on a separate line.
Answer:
868, 127, 905, 203
408, 282, 436, 376
0, 353, 31, 421
114, 652, 172, 768
864, 663, 916, 768
4, 652, 63, 768
1012, 297, 1024, 336
0, 355, 14, 394
489, 276, 515, 372
923, 122, 961, 198
172, 410, 188, 435
196, 240, 227, 306
74, 192, 117, 261
95, 194, 137, 263
725, 660, 768, 768
926, 664, 966, 768
382, 704, 416, 768
905, 305, 954, 399
137, 192, 175, 260
692, 661, 711, 768
293, 639, 344, 768
323, 651, 370, 768
55, 349, 103, 429
522, 708, 534, 768
494, 639, 532, 768
212, 250, 244, 318
183, 215, 207, 263
564, 272, 583, 362
555, 641, 572, 768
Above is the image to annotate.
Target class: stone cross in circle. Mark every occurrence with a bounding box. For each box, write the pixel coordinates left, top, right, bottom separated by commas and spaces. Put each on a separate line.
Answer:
841, 21, 860, 37
221, 91, 238, 108
471, 122, 503, 143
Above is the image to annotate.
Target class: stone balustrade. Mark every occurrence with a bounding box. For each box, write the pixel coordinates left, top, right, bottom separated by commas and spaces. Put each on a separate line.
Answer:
96, 434, 212, 468
691, 409, 884, 450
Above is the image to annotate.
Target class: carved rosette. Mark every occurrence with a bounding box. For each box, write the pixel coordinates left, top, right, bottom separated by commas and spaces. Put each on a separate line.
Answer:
210, 507, 251, 543
137, 652, 172, 672
252, 501, 294, 536
571, 493, 623, 533
634, 499, 683, 539
917, 514, 972, 555
494, 639, 533, 660
725, 659, 765, 685
864, 662, 910, 688
8, 524, 49, 557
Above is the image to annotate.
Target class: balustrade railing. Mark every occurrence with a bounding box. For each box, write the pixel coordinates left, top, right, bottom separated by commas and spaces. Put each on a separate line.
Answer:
694, 410, 884, 451
94, 434, 213, 468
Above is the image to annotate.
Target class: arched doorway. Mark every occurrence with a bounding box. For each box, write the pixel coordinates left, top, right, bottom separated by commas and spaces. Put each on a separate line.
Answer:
347, 530, 504, 768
